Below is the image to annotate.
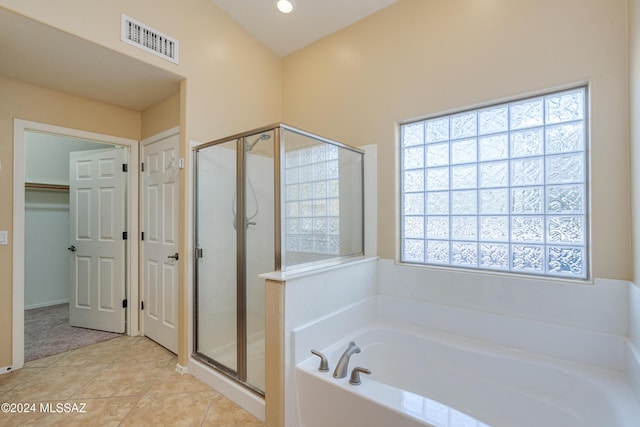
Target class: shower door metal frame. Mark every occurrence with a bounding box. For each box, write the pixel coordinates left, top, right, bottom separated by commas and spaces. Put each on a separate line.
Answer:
193, 124, 278, 397
236, 134, 247, 382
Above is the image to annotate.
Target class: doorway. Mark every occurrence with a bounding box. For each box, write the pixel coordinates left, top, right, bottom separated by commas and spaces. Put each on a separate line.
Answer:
25, 135, 126, 361
12, 119, 140, 369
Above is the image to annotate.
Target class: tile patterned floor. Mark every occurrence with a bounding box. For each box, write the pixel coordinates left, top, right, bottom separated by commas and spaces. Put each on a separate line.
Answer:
0, 336, 265, 427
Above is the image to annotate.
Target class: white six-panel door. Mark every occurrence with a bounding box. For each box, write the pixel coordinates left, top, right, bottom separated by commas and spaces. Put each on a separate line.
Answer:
142, 132, 179, 353
69, 148, 126, 333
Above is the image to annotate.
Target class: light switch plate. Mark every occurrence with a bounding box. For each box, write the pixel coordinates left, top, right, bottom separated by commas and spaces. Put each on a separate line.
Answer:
0, 230, 7, 245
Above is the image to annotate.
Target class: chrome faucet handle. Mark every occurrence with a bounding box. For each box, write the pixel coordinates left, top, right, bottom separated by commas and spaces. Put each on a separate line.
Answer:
349, 367, 371, 385
310, 350, 329, 372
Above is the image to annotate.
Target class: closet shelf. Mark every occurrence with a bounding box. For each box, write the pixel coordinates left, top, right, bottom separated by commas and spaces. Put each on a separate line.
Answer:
25, 182, 69, 191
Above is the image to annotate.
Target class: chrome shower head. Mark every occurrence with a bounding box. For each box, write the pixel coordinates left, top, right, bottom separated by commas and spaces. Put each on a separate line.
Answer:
246, 133, 272, 152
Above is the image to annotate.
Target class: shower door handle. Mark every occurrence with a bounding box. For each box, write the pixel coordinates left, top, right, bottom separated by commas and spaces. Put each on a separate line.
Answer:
167, 252, 179, 261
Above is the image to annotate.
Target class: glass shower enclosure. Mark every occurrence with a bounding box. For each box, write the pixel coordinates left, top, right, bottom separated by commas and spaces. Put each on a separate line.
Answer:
194, 124, 364, 395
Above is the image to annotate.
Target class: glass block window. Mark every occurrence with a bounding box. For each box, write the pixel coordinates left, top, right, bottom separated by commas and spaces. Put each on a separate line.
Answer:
285, 144, 341, 255
400, 87, 588, 279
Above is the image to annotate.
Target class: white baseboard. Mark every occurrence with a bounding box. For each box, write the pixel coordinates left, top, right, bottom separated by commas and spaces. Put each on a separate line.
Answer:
0, 366, 14, 376
175, 363, 189, 375
24, 299, 69, 310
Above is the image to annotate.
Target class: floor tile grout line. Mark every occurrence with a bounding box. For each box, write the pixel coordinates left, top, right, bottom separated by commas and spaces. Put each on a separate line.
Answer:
1, 335, 265, 426
116, 394, 145, 427
200, 399, 215, 427
69, 337, 164, 401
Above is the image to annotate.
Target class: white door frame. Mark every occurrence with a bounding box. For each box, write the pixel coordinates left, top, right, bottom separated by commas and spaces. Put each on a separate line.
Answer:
12, 119, 139, 371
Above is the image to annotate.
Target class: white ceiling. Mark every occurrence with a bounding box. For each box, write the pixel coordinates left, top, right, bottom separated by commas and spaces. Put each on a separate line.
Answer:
0, 8, 183, 111
211, 0, 399, 57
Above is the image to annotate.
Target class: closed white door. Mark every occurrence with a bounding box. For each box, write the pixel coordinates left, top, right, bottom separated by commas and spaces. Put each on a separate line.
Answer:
69, 148, 126, 333
142, 132, 179, 353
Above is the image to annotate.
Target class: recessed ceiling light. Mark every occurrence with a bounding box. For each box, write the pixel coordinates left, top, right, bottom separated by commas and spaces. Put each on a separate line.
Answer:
277, 0, 295, 14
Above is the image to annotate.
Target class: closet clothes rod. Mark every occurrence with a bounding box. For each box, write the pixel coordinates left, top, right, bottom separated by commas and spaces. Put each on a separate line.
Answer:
25, 182, 70, 191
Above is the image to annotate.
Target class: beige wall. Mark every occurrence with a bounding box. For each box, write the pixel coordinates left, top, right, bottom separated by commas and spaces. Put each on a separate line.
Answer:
0, 0, 281, 368
282, 0, 631, 280
631, 0, 640, 284
141, 92, 180, 141
0, 0, 282, 141
0, 75, 141, 367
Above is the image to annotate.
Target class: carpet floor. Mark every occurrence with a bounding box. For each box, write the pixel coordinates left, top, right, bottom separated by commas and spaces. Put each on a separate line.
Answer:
24, 303, 122, 362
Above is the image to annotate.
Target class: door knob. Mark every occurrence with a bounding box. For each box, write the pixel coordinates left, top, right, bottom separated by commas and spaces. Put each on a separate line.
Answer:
67, 245, 76, 252
167, 252, 179, 261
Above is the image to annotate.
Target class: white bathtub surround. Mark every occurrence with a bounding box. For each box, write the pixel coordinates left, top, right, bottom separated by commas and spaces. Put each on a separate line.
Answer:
296, 321, 640, 427
377, 259, 640, 407
377, 259, 628, 335
277, 258, 639, 426
294, 295, 640, 427
297, 360, 457, 427
292, 296, 377, 367
263, 257, 379, 427
629, 282, 640, 404
378, 294, 625, 371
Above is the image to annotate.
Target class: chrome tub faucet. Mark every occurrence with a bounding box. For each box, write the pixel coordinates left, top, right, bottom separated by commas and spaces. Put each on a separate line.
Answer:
333, 341, 361, 378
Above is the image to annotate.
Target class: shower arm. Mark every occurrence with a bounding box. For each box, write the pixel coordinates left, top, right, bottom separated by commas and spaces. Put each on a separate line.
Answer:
231, 133, 271, 229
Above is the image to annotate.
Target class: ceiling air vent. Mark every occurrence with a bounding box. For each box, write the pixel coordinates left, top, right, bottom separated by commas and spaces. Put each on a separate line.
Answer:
121, 14, 179, 64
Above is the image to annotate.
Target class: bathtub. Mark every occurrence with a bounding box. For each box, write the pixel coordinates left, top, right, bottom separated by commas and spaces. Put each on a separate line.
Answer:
296, 322, 640, 427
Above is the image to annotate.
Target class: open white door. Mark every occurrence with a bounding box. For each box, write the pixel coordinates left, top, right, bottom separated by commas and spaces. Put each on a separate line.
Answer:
69, 147, 126, 333
141, 132, 179, 353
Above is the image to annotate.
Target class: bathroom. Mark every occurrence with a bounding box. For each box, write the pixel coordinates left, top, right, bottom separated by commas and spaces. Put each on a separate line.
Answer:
0, 0, 639, 426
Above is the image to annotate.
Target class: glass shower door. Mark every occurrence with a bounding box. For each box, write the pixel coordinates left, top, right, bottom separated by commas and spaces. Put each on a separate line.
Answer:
195, 131, 273, 394
195, 140, 238, 374
244, 130, 275, 392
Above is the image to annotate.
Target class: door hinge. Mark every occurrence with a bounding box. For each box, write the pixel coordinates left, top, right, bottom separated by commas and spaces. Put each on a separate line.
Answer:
123, 231, 128, 240
122, 299, 128, 309
141, 232, 144, 241
196, 247, 204, 259
141, 162, 145, 172
122, 163, 128, 172
141, 301, 144, 311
